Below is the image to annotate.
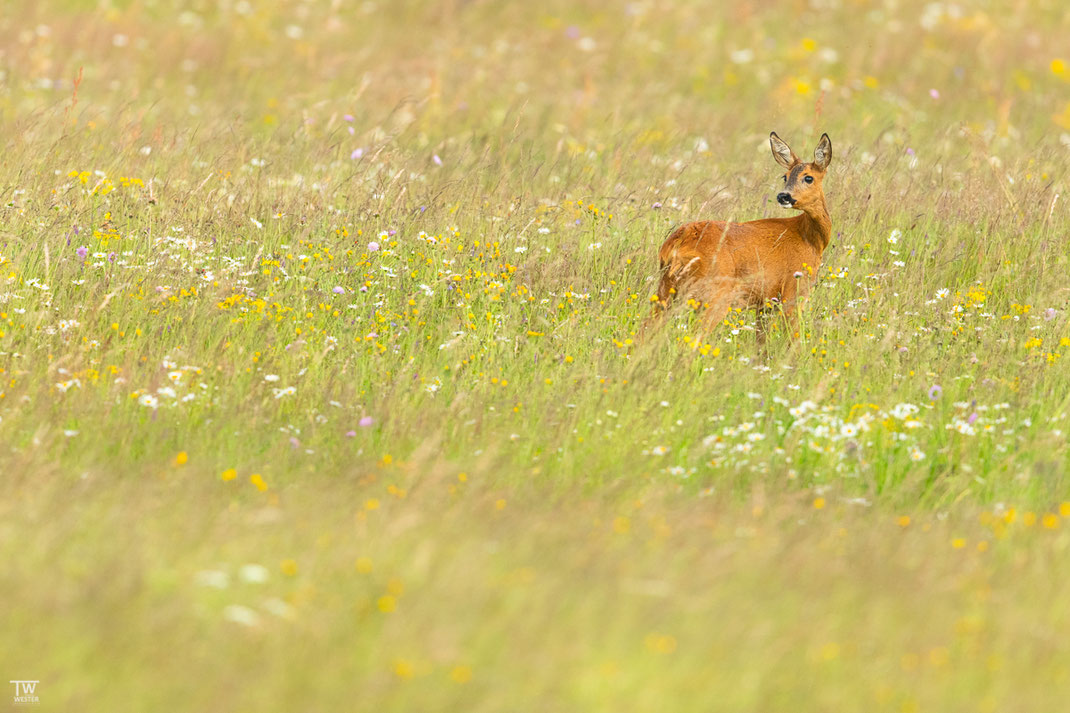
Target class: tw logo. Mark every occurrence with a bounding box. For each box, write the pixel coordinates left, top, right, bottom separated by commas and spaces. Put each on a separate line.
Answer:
10, 680, 40, 705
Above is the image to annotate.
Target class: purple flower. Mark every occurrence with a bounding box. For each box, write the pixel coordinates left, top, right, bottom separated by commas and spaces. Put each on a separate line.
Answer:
928, 384, 942, 400
108, 251, 117, 262
906, 147, 915, 156
967, 412, 979, 425
289, 437, 300, 449
350, 148, 364, 160
652, 201, 663, 209
332, 286, 345, 294
929, 88, 940, 99
76, 245, 88, 260
1044, 308, 1057, 321
345, 430, 357, 438
343, 114, 354, 122
565, 25, 581, 39
368, 241, 380, 252
432, 154, 443, 166
359, 416, 374, 427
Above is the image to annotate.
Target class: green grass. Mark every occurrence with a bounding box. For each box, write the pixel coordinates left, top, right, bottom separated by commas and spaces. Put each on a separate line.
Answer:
2, 0, 1070, 710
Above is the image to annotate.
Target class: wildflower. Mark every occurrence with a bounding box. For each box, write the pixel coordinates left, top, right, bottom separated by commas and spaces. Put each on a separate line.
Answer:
264, 374, 280, 382
350, 148, 364, 160
910, 447, 926, 461
222, 605, 260, 627
249, 473, 268, 491
929, 88, 940, 99
280, 559, 298, 576
888, 229, 902, 244
138, 394, 159, 409
368, 241, 380, 252
928, 384, 942, 400
220, 468, 237, 481
174, 451, 188, 466
359, 416, 374, 427
432, 154, 443, 166
378, 595, 397, 613
239, 564, 270, 583
332, 286, 345, 294
76, 245, 88, 260
450, 666, 472, 684
272, 386, 296, 398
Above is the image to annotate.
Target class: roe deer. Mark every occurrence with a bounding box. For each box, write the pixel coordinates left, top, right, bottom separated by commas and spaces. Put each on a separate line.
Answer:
653, 132, 833, 345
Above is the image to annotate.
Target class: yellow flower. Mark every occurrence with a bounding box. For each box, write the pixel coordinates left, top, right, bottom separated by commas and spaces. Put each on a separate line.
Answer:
355, 557, 373, 574
951, 538, 966, 549
174, 451, 188, 466
450, 665, 472, 683
377, 595, 397, 613
392, 659, 413, 679
813, 497, 826, 510
280, 559, 298, 576
1042, 513, 1060, 530
250, 473, 268, 492
220, 468, 237, 481
365, 498, 380, 511
897, 515, 911, 528
644, 633, 677, 654
1053, 58, 1067, 77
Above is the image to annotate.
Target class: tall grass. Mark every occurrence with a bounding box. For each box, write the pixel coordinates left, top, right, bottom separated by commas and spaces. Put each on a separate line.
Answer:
1, 1, 1069, 710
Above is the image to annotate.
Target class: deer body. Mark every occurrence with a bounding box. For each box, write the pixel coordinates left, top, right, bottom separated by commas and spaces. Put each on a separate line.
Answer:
654, 132, 833, 341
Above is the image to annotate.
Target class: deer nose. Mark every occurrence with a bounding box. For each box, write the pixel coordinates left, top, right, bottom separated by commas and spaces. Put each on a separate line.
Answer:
777, 192, 795, 206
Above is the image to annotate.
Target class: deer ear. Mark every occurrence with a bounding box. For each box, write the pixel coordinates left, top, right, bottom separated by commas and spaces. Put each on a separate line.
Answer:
770, 132, 800, 169
814, 133, 832, 171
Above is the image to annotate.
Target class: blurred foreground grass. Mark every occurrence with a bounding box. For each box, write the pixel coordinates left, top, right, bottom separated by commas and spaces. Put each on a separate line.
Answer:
1, 0, 1070, 710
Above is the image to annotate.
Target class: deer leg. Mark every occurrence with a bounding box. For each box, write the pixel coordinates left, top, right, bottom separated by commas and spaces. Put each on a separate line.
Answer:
692, 281, 733, 349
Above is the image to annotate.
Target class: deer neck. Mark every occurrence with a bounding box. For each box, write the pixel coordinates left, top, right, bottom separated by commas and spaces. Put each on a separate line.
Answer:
795, 197, 831, 253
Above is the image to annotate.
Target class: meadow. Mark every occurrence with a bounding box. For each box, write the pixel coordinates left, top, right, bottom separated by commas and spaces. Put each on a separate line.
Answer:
2, 0, 1070, 710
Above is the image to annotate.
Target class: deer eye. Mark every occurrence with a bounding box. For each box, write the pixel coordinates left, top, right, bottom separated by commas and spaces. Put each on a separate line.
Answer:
803, 175, 814, 184
782, 176, 787, 182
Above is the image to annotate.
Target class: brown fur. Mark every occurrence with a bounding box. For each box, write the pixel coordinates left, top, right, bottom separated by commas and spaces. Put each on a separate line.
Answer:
653, 132, 832, 343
